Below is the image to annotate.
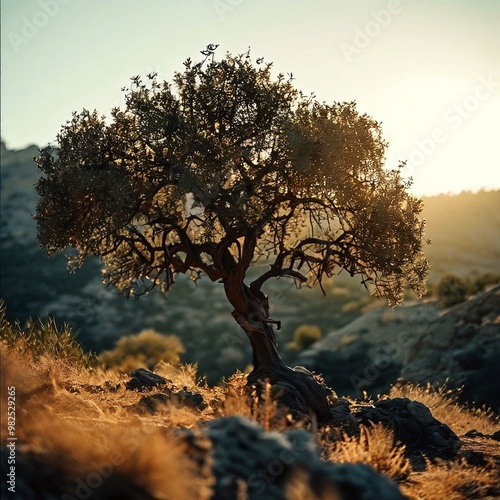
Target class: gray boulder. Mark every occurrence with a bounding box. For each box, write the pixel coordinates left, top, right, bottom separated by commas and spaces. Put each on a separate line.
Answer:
181, 415, 405, 500
354, 398, 461, 469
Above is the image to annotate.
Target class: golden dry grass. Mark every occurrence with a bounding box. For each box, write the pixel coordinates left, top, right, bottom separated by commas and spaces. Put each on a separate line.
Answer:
1, 313, 499, 499
325, 423, 411, 482
400, 458, 498, 500
1, 345, 207, 498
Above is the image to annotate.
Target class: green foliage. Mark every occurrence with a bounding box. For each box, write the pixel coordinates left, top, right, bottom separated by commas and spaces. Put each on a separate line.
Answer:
98, 329, 185, 373
286, 324, 322, 351
0, 302, 95, 367
35, 45, 428, 306
436, 274, 468, 308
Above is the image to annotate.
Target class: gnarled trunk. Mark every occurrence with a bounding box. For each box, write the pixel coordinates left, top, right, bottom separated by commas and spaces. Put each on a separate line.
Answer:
226, 281, 333, 422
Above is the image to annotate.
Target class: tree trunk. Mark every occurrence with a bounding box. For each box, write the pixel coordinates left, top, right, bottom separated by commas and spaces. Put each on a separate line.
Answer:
227, 282, 333, 422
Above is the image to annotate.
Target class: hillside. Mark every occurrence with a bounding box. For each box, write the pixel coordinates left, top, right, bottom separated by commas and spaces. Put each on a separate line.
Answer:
300, 286, 500, 410
422, 190, 500, 281
1, 314, 499, 499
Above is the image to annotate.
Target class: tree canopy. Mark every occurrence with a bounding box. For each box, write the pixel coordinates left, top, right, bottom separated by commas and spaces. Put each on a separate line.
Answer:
36, 46, 428, 308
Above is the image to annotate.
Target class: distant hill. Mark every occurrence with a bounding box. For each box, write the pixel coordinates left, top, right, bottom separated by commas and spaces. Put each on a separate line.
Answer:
421, 190, 500, 281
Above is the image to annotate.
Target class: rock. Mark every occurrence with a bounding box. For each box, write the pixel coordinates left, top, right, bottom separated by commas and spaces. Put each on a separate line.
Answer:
174, 388, 207, 410
127, 369, 208, 412
354, 397, 461, 468
402, 286, 500, 409
330, 399, 359, 432
455, 323, 476, 339
138, 389, 207, 413
0, 445, 157, 499
180, 416, 405, 500
407, 401, 434, 425
299, 301, 439, 398
125, 368, 168, 391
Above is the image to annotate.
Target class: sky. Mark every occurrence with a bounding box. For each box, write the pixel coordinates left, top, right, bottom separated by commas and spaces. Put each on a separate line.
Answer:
1, 0, 499, 196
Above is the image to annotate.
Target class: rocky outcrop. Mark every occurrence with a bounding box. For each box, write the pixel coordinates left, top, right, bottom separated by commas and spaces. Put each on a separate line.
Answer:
299, 301, 440, 397
402, 286, 500, 410
299, 286, 500, 411
181, 415, 406, 500
354, 398, 461, 469
126, 368, 208, 412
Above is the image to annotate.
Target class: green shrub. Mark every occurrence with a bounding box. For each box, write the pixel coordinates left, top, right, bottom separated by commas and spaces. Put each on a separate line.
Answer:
98, 329, 185, 373
436, 274, 468, 308
286, 324, 322, 351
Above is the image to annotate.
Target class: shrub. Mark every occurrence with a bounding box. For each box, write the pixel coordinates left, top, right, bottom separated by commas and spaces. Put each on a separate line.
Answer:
435, 274, 468, 307
98, 329, 185, 373
286, 324, 322, 351
468, 272, 500, 295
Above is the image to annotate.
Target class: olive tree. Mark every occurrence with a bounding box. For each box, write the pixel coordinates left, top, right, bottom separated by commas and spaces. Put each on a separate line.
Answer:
36, 46, 428, 420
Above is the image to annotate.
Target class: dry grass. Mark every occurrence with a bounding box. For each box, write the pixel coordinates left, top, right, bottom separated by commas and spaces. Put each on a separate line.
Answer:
1, 312, 499, 499
323, 420, 498, 500
0, 344, 207, 498
400, 458, 498, 500
389, 382, 499, 436
218, 373, 293, 431
217, 370, 254, 419
325, 423, 411, 482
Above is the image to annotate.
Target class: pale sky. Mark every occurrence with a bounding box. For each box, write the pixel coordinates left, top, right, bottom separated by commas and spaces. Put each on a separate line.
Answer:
1, 0, 499, 196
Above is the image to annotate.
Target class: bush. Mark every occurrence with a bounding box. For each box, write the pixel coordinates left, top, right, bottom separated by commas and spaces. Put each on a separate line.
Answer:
286, 324, 322, 351
98, 329, 185, 373
435, 274, 468, 308
468, 272, 500, 296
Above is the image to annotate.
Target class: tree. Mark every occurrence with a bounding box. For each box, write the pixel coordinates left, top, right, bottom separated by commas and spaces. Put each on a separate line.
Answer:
35, 45, 428, 421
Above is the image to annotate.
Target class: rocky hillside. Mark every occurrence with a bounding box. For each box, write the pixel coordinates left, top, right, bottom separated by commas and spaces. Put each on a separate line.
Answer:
1, 314, 499, 500
300, 286, 500, 410
402, 286, 500, 411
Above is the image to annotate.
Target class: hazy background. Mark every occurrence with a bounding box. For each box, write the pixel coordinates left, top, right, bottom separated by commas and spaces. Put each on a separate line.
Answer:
2, 0, 500, 196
